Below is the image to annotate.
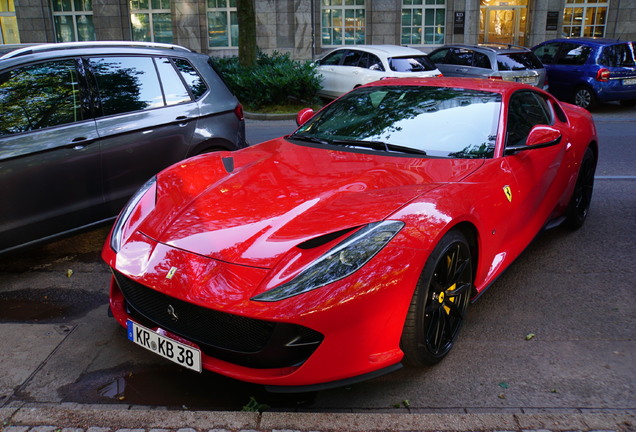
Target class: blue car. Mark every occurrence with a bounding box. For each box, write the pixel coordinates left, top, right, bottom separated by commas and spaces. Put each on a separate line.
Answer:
532, 38, 636, 110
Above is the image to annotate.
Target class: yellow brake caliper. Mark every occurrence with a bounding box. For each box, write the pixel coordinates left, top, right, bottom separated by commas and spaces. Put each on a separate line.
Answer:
442, 255, 457, 315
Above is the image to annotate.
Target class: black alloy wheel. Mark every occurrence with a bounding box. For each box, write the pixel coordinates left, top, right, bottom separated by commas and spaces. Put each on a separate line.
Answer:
565, 146, 596, 230
401, 230, 473, 366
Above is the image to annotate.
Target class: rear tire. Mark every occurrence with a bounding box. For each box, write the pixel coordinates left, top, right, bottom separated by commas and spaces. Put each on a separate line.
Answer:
574, 86, 598, 111
564, 147, 596, 230
400, 230, 472, 366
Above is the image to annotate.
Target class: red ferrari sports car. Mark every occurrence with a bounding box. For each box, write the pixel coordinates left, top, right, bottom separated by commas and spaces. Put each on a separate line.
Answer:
102, 78, 597, 392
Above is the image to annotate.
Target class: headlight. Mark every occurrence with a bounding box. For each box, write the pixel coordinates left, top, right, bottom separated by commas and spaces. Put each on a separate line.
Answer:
110, 176, 157, 253
252, 220, 404, 302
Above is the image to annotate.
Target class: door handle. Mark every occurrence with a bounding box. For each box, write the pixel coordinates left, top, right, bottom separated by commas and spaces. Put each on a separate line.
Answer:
66, 137, 94, 150
176, 116, 191, 127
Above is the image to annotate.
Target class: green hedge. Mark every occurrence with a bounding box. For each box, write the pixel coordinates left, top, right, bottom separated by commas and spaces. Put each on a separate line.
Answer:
213, 51, 321, 111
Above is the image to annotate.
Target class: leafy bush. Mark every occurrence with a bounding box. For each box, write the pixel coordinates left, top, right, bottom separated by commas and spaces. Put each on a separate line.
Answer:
213, 51, 322, 111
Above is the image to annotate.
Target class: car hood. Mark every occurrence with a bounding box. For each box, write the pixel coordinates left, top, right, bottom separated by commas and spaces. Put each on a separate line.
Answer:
139, 138, 484, 268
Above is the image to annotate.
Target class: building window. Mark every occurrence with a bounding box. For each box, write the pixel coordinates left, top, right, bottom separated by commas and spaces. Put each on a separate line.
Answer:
402, 0, 446, 46
321, 0, 366, 46
51, 0, 96, 42
563, 1, 608, 38
130, 0, 173, 43
1, 0, 19, 43
207, 0, 237, 48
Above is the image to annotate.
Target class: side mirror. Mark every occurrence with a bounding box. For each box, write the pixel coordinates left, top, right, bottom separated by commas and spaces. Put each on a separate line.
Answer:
526, 125, 562, 147
296, 108, 315, 126
506, 125, 562, 155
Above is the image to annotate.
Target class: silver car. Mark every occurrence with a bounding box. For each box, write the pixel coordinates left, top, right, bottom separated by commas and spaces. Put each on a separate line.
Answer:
428, 44, 547, 88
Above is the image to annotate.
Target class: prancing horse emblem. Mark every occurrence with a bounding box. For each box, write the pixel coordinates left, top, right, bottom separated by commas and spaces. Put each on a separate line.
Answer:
166, 266, 178, 279
167, 304, 179, 321
503, 185, 513, 203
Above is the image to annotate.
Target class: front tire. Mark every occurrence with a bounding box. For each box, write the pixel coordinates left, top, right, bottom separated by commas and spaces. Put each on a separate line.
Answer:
401, 230, 473, 366
565, 147, 596, 230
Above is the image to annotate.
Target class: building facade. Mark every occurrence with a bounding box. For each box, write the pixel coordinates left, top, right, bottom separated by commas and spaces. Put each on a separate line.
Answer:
2, 0, 635, 57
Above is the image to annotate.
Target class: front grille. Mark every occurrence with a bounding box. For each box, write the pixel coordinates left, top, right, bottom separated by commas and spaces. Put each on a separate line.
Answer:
113, 270, 323, 368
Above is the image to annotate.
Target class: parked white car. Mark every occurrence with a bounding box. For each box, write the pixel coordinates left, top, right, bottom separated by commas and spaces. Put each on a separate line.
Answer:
315, 45, 442, 99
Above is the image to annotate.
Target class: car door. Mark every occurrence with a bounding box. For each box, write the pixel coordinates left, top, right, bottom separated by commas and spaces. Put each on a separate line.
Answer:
316, 49, 347, 98
0, 58, 103, 253
546, 42, 592, 99
432, 48, 477, 78
499, 90, 569, 249
88, 55, 199, 214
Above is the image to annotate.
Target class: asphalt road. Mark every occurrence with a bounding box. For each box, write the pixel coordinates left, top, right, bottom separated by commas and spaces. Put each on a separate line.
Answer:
0, 102, 634, 430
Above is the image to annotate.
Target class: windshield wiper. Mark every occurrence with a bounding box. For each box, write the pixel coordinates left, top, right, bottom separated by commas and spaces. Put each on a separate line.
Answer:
330, 139, 427, 156
289, 134, 330, 145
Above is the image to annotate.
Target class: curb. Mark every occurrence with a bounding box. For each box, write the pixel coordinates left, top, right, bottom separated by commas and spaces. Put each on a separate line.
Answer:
2, 404, 634, 431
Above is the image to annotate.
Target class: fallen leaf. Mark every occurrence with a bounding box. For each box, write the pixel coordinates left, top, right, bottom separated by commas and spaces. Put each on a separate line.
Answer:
525, 333, 536, 340
66, 269, 74, 278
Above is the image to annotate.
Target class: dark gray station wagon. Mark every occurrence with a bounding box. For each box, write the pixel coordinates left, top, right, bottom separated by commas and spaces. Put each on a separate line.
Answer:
0, 41, 247, 255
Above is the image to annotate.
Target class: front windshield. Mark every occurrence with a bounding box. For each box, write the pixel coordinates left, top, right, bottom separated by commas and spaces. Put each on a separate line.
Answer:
291, 85, 501, 158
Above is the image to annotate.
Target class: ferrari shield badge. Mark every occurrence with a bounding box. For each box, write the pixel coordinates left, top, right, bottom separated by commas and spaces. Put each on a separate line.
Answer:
166, 266, 178, 279
503, 185, 513, 203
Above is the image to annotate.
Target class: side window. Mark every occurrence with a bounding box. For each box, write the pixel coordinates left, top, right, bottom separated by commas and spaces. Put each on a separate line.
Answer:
506, 91, 552, 148
155, 57, 191, 106
556, 43, 592, 66
89, 56, 164, 116
320, 50, 346, 66
473, 52, 491, 69
358, 52, 384, 71
368, 53, 384, 71
175, 58, 208, 99
428, 49, 449, 63
0, 60, 84, 137
533, 43, 560, 64
342, 50, 362, 67
449, 48, 473, 67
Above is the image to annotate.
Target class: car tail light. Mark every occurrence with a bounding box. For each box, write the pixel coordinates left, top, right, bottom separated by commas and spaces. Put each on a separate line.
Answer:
234, 103, 244, 121
596, 68, 610, 82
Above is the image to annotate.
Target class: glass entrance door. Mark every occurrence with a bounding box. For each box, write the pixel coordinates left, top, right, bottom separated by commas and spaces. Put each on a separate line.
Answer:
480, 1, 528, 46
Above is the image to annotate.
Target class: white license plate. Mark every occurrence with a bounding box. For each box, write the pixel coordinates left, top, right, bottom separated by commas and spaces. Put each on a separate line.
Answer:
517, 76, 535, 84
623, 78, 636, 86
127, 320, 202, 372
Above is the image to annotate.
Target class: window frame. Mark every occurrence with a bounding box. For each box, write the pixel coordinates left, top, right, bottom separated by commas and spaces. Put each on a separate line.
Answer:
129, 0, 174, 44
207, 0, 238, 49
562, 0, 609, 38
321, 0, 366, 47
401, 0, 446, 47
51, 0, 96, 42
0, 0, 19, 44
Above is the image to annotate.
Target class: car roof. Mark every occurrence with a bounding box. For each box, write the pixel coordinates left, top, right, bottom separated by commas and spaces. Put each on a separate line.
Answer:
536, 37, 631, 47
0, 41, 192, 61
326, 44, 426, 57
364, 76, 538, 96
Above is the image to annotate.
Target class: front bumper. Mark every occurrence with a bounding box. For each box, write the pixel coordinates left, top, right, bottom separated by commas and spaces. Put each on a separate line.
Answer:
105, 232, 422, 388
